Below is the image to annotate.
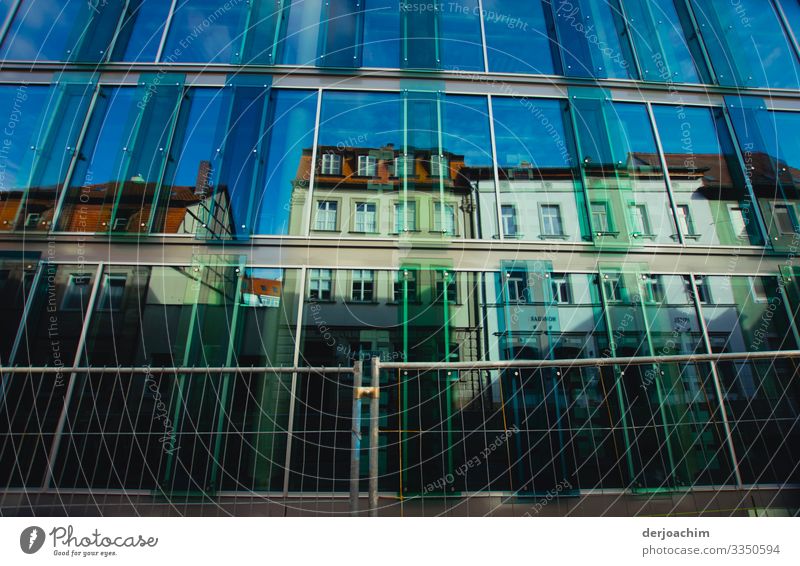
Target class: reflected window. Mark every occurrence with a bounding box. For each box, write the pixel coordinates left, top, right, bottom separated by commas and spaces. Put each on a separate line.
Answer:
97, 274, 126, 311
591, 202, 612, 233
434, 203, 456, 236
394, 270, 418, 303
640, 275, 664, 303
395, 201, 416, 232
394, 156, 414, 178
630, 204, 651, 236
773, 203, 799, 234
351, 270, 374, 302
62, 274, 93, 311
435, 272, 457, 303
506, 273, 528, 304
676, 205, 695, 236
357, 155, 377, 177
501, 205, 518, 237
603, 274, 624, 303
321, 153, 342, 176
551, 274, 571, 304
309, 269, 333, 301
430, 155, 447, 177
354, 202, 377, 233
540, 204, 564, 237
315, 201, 338, 231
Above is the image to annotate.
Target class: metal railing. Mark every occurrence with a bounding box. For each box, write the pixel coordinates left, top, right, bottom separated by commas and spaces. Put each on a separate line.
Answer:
2, 349, 800, 517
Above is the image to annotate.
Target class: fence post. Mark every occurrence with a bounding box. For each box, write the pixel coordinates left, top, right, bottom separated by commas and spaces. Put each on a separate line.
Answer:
349, 360, 363, 516
369, 357, 381, 517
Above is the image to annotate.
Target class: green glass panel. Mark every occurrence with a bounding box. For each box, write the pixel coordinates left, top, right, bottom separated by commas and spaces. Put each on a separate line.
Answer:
652, 104, 764, 247
492, 97, 590, 242
240, 0, 285, 65
726, 98, 800, 252
571, 94, 678, 248
621, 0, 709, 84
701, 275, 797, 353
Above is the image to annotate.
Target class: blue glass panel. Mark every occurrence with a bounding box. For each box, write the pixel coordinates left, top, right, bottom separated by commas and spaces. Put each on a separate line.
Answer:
551, 0, 637, 79
155, 88, 227, 234
492, 97, 588, 242
240, 0, 284, 64
621, 0, 707, 83
727, 99, 800, 251
253, 89, 318, 234
111, 0, 171, 62
572, 97, 677, 246
0, 85, 49, 229
778, 0, 800, 44
363, 0, 400, 68
692, 0, 800, 89
483, 0, 557, 74
0, 0, 102, 61
162, 0, 249, 63
652, 104, 762, 246
280, 0, 324, 66
439, 0, 483, 71
321, 0, 361, 67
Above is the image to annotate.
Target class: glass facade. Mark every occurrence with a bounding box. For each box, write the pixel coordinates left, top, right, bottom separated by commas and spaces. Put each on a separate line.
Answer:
0, 0, 799, 514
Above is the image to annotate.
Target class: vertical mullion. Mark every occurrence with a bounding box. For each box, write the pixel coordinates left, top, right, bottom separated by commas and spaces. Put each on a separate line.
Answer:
51, 83, 102, 233
41, 262, 104, 489
688, 272, 744, 488
614, 0, 644, 80
156, 0, 179, 62
0, 0, 22, 48
476, 0, 489, 73
304, 89, 323, 237
772, 0, 800, 73
282, 265, 307, 498
646, 102, 685, 246
486, 94, 503, 241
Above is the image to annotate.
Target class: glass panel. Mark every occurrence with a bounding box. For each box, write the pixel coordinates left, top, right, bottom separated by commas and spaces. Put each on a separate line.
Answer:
320, 0, 361, 67
717, 359, 800, 485
57, 79, 183, 234
438, 0, 483, 71
240, 0, 284, 65
572, 96, 678, 247
8, 81, 95, 233
551, 0, 637, 79
280, 0, 324, 66
0, 85, 52, 231
252, 89, 318, 235
483, 0, 557, 74
702, 276, 796, 353
161, 0, 249, 63
0, 257, 36, 365
111, 0, 171, 62
195, 82, 271, 241
652, 104, 763, 246
362, 0, 400, 68
692, 0, 800, 89
727, 102, 800, 252
0, 264, 97, 488
492, 97, 589, 242
0, 0, 124, 62
620, 0, 708, 83
778, 0, 800, 46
